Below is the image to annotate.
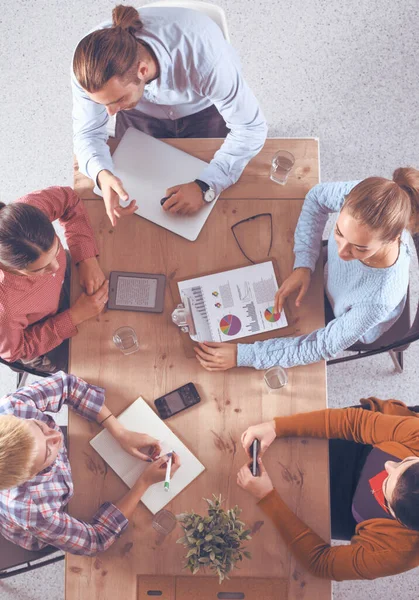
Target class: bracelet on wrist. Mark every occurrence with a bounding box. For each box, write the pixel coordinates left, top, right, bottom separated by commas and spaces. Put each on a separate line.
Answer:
99, 414, 113, 426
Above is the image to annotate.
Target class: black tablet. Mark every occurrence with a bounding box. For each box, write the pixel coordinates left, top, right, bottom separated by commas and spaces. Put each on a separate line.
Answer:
108, 271, 166, 313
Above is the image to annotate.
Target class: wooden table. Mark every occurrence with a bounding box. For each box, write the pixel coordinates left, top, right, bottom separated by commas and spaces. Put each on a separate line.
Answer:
67, 138, 330, 600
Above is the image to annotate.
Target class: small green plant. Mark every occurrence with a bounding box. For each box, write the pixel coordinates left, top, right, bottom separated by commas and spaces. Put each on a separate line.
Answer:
176, 494, 252, 583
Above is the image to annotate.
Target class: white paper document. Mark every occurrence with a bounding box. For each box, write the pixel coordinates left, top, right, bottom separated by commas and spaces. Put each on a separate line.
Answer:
90, 397, 205, 515
177, 260, 288, 342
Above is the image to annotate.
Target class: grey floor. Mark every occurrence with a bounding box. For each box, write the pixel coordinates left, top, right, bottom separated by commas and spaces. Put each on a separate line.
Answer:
0, 1, 418, 598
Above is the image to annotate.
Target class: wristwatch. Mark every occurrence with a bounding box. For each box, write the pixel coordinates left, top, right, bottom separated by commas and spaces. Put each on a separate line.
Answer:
194, 179, 216, 203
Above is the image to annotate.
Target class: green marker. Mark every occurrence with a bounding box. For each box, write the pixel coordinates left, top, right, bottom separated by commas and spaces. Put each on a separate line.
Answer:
164, 452, 173, 492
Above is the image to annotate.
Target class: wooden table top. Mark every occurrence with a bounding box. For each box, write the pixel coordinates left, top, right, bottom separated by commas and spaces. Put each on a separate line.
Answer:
66, 138, 330, 600
74, 137, 320, 201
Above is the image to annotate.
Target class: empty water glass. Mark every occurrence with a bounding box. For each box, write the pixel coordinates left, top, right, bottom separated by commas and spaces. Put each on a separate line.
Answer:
270, 150, 295, 185
152, 509, 177, 536
113, 326, 140, 355
264, 366, 288, 393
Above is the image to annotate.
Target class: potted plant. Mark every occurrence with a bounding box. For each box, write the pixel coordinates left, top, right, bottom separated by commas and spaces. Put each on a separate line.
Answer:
176, 494, 252, 583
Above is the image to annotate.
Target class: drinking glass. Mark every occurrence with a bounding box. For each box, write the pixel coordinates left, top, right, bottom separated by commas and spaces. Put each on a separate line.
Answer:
112, 326, 140, 355
270, 150, 295, 185
152, 509, 177, 536
264, 366, 288, 393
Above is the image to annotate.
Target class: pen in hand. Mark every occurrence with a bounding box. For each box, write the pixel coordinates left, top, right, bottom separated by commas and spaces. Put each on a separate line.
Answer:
160, 192, 176, 206
164, 451, 174, 492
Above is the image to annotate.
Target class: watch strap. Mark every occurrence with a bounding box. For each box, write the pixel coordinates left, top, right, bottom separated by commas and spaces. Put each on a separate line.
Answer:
194, 179, 210, 193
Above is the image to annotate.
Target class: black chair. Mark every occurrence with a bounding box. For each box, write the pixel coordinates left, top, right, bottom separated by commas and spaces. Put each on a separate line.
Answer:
0, 536, 64, 579
326, 233, 419, 372
0, 427, 67, 578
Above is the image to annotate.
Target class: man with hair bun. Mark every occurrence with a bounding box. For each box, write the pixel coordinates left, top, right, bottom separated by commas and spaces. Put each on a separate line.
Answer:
72, 4, 267, 226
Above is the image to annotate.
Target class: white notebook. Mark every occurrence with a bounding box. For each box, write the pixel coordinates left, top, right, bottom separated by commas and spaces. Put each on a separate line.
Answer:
111, 128, 220, 242
90, 397, 205, 515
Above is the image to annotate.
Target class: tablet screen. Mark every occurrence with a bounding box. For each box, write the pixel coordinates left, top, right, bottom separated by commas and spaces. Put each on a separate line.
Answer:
115, 276, 158, 308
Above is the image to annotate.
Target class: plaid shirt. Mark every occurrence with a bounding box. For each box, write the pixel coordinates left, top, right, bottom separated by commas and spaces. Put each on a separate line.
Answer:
0, 186, 99, 363
0, 372, 128, 555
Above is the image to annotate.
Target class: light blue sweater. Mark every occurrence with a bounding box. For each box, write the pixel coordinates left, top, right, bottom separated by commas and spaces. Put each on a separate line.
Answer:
237, 181, 411, 369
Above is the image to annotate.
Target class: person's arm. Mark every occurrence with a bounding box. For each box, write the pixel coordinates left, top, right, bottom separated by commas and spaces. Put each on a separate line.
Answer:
18, 187, 98, 265
115, 454, 181, 518
274, 404, 419, 453
71, 73, 113, 184
0, 303, 77, 363
12, 453, 180, 556
196, 45, 267, 194
258, 489, 416, 580
15, 499, 128, 556
237, 302, 390, 369
72, 74, 137, 227
293, 181, 360, 272
10, 371, 105, 420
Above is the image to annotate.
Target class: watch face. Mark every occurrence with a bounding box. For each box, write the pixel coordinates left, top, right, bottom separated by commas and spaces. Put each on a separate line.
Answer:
204, 189, 216, 203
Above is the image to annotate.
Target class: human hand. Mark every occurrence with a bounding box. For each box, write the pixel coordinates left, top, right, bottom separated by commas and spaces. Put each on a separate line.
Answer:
162, 182, 205, 215
141, 452, 181, 487
237, 459, 274, 500
69, 279, 109, 326
241, 421, 276, 457
115, 430, 161, 461
78, 257, 106, 295
97, 169, 138, 227
194, 342, 238, 371
274, 267, 312, 314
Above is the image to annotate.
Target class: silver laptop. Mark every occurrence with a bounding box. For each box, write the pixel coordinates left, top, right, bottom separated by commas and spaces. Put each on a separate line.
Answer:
111, 128, 219, 241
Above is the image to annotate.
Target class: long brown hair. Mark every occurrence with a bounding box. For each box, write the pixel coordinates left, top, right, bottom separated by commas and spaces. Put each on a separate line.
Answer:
344, 167, 419, 241
0, 203, 55, 270
73, 5, 144, 93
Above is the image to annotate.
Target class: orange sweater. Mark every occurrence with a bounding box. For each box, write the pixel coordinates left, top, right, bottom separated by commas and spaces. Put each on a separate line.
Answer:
258, 398, 419, 581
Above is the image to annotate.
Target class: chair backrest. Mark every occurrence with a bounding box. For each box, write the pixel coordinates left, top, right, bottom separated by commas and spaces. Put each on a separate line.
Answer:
402, 233, 419, 340
0, 356, 51, 380
376, 232, 419, 351
144, 0, 230, 42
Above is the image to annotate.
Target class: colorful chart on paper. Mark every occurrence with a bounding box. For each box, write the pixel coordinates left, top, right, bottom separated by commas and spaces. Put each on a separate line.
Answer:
219, 314, 242, 336
264, 307, 280, 323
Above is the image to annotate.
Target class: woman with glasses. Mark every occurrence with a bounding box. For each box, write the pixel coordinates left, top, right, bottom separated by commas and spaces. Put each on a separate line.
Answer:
194, 167, 419, 371
236, 398, 419, 580
0, 187, 108, 372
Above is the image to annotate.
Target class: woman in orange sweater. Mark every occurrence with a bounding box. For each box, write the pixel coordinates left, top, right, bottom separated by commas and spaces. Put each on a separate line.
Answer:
237, 399, 419, 580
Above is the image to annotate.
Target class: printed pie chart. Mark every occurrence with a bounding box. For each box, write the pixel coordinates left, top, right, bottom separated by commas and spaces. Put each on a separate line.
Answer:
264, 307, 280, 323
220, 314, 242, 336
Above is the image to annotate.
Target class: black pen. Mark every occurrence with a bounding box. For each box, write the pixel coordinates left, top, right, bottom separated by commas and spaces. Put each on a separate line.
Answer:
160, 192, 176, 206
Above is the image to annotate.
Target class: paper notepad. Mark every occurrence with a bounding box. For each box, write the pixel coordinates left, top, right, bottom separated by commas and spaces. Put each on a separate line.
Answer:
90, 397, 205, 515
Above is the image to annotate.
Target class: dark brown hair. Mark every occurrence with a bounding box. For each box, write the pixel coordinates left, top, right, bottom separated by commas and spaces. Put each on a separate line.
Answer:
391, 461, 419, 531
73, 5, 144, 93
343, 167, 419, 242
0, 203, 55, 270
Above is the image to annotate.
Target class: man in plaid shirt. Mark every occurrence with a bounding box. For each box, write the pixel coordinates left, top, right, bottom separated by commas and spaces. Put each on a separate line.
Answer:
0, 372, 180, 555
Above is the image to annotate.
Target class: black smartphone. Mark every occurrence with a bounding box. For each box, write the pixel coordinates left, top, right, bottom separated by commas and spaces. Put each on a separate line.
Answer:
154, 382, 201, 420
251, 439, 260, 477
